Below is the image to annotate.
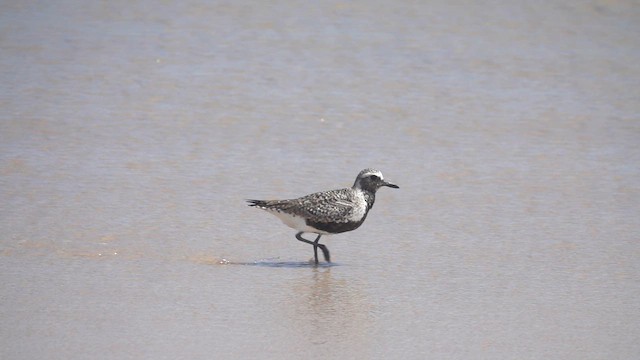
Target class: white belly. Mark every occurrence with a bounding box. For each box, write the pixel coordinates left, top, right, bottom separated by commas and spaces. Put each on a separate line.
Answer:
268, 210, 332, 235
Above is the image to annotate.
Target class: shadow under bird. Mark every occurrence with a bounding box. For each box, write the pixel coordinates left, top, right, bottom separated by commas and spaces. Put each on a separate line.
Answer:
247, 168, 399, 264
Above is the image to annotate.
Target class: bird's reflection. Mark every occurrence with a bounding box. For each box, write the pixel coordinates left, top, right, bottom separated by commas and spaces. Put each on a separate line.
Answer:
285, 266, 375, 354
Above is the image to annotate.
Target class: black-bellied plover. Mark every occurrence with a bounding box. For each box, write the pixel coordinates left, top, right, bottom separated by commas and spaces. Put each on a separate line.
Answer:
247, 168, 399, 264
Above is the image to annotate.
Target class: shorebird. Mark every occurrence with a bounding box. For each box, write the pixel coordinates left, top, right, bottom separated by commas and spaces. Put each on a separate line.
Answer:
247, 168, 399, 264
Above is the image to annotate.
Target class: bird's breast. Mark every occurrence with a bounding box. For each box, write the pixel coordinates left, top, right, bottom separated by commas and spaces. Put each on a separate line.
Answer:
345, 190, 369, 223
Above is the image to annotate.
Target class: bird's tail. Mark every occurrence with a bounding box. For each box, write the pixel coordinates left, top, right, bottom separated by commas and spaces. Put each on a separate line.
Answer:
246, 199, 268, 207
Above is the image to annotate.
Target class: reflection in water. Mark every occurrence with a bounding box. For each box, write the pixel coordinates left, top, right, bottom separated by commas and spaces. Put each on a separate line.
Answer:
286, 268, 375, 357
200, 257, 340, 268
190, 254, 376, 354
244, 259, 338, 269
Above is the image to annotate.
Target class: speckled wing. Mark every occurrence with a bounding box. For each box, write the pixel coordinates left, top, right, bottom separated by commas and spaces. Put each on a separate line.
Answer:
248, 188, 360, 223
292, 188, 360, 223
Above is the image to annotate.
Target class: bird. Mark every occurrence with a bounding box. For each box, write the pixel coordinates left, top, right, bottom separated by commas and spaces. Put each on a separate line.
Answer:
247, 168, 399, 264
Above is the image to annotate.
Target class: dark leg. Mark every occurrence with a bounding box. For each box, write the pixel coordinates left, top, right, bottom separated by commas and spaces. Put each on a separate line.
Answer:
296, 232, 319, 264
314, 235, 331, 263
295, 232, 331, 264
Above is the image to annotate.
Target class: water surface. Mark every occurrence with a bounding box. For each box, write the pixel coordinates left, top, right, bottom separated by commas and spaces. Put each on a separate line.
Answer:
1, 1, 639, 359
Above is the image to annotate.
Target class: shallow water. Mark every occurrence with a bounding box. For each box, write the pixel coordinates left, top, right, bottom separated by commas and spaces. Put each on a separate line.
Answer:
1, 1, 639, 359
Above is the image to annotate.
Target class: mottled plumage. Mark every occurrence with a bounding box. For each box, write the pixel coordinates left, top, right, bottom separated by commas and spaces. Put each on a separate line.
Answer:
247, 168, 398, 264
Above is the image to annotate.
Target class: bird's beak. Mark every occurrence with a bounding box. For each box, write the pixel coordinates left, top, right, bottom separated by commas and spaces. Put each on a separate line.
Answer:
383, 181, 399, 189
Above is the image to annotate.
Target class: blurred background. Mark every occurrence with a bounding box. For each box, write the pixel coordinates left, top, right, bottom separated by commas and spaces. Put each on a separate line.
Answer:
1, 1, 639, 359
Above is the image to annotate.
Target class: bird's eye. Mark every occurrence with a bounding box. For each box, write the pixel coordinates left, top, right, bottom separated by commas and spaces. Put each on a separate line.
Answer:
369, 175, 380, 181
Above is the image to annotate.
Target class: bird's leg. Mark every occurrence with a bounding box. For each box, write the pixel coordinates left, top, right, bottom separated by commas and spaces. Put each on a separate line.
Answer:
313, 241, 319, 264
296, 232, 319, 264
314, 234, 331, 263
295, 233, 330, 264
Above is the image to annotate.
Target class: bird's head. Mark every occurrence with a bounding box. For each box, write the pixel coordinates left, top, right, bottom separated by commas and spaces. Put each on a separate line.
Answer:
353, 168, 399, 193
